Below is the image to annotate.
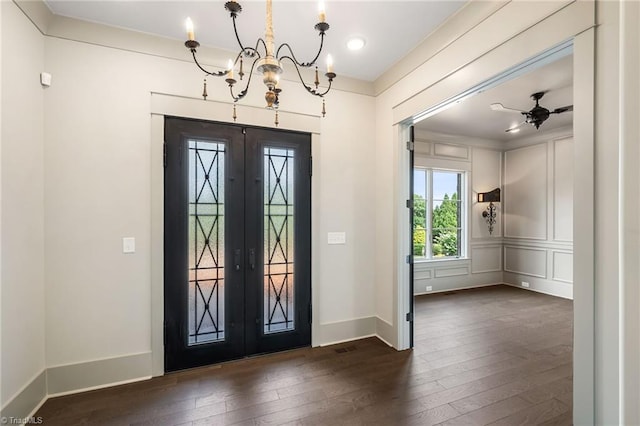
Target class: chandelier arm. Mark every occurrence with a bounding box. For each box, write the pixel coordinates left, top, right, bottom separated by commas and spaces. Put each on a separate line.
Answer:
231, 15, 248, 52
279, 55, 314, 92
313, 79, 333, 97
254, 38, 268, 56
230, 14, 268, 57
239, 47, 259, 59
191, 50, 228, 77
229, 57, 260, 101
279, 56, 333, 97
275, 32, 325, 67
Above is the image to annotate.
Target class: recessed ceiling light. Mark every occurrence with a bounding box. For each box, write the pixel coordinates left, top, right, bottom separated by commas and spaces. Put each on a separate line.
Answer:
347, 37, 366, 51
506, 127, 521, 133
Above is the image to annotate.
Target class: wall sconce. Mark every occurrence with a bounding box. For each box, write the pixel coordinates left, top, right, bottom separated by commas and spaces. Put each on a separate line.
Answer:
477, 188, 501, 235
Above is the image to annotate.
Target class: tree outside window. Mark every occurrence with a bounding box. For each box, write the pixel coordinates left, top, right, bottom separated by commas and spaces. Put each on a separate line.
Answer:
413, 169, 464, 259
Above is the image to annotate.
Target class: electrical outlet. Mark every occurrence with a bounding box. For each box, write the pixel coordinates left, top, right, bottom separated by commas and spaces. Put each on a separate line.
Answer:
522, 281, 530, 288
426, 286, 433, 292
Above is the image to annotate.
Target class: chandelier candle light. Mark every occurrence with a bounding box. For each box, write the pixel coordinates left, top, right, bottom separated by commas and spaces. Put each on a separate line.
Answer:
184, 0, 337, 126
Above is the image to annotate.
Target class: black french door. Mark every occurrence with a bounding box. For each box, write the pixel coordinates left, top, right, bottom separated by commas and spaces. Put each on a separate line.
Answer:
164, 117, 311, 372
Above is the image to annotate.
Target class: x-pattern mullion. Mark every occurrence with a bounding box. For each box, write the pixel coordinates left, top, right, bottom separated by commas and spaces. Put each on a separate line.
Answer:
195, 215, 219, 268
268, 216, 288, 264
195, 280, 219, 334
267, 275, 288, 324
196, 150, 219, 204
268, 156, 288, 205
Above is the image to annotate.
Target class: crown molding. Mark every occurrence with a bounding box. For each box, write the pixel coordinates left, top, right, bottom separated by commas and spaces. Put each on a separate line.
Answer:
14, 0, 54, 34
373, 1, 509, 97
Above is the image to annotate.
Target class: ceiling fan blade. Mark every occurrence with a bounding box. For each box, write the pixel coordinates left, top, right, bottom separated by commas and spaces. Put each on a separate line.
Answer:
490, 103, 527, 114
551, 105, 574, 114
505, 121, 527, 133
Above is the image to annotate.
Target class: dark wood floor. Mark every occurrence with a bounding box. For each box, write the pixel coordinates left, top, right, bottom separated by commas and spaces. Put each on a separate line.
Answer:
36, 285, 573, 425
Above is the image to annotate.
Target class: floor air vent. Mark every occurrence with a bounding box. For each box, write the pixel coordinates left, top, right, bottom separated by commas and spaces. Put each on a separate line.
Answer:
335, 346, 357, 353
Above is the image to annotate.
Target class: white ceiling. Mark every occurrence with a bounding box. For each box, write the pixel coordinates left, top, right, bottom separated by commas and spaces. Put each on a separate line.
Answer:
44, 0, 467, 82
416, 55, 574, 142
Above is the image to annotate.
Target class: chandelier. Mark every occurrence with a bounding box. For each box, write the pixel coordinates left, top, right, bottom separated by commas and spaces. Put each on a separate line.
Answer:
184, 0, 337, 126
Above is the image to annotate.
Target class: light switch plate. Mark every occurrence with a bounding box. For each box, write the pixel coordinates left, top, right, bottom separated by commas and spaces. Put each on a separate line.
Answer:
40, 72, 52, 87
122, 237, 136, 254
327, 232, 346, 245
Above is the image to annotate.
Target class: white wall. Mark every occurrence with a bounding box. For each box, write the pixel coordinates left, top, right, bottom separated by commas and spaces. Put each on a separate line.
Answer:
591, 2, 640, 422
1, 0, 46, 413
7, 0, 640, 423
411, 129, 573, 300
502, 135, 574, 299
41, 19, 376, 368
0, 0, 376, 416
504, 144, 548, 240
314, 89, 376, 325
618, 2, 640, 422
471, 147, 502, 239
0, 0, 3, 410
412, 134, 503, 295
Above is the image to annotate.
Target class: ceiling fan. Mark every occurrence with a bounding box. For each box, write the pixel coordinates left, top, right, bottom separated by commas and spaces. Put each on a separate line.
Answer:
490, 91, 573, 133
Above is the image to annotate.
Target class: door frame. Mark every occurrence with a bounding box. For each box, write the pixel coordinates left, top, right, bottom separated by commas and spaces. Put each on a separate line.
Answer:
162, 118, 312, 371
150, 96, 322, 376
393, 32, 595, 426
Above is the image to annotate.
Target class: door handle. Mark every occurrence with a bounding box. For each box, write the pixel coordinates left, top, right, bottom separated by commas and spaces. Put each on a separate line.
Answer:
249, 248, 255, 270
234, 249, 241, 271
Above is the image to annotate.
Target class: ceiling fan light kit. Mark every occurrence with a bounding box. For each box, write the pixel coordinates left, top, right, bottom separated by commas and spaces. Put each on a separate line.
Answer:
492, 91, 573, 133
184, 0, 337, 126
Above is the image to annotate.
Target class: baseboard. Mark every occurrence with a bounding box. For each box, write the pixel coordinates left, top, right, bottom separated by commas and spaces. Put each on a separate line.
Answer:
47, 352, 152, 396
413, 270, 503, 295
503, 281, 573, 299
375, 317, 395, 347
503, 270, 573, 299
1, 369, 47, 422
414, 282, 503, 296
317, 316, 377, 347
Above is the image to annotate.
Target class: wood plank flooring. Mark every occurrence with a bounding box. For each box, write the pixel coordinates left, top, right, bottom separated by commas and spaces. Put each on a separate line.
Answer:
36, 285, 573, 425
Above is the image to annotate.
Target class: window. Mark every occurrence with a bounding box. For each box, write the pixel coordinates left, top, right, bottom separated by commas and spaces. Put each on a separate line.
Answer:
413, 168, 466, 260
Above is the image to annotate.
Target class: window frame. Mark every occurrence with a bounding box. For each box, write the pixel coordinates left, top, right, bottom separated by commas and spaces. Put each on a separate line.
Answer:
413, 167, 468, 261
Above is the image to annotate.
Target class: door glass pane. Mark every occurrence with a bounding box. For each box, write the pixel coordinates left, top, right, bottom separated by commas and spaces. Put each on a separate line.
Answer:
188, 140, 225, 345
264, 147, 295, 334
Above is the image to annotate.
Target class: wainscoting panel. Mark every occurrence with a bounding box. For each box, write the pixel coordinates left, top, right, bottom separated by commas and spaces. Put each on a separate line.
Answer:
553, 137, 574, 242
471, 246, 502, 273
503, 273, 573, 299
552, 251, 573, 283
413, 258, 500, 295
471, 148, 502, 239
414, 269, 432, 280
504, 246, 547, 278
433, 142, 470, 160
504, 143, 548, 240
434, 266, 470, 278
415, 140, 432, 156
